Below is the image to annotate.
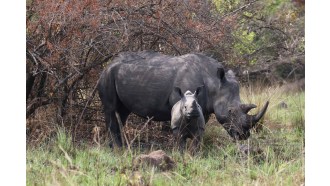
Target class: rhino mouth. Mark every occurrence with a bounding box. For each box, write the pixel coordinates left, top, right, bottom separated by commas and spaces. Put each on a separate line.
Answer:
229, 130, 250, 141
185, 111, 200, 119
185, 116, 199, 120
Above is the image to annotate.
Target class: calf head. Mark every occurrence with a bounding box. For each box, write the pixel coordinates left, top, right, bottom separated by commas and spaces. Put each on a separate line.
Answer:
174, 86, 203, 120
213, 68, 269, 140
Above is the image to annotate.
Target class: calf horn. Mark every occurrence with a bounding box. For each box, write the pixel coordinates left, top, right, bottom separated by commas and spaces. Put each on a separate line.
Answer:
250, 101, 269, 128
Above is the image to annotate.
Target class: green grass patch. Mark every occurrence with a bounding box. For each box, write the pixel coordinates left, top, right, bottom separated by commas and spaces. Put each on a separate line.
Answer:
27, 87, 304, 185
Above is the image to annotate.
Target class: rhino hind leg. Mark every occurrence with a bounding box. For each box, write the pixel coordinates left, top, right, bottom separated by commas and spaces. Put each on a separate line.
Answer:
106, 102, 131, 149
117, 103, 131, 125
107, 111, 123, 148
100, 89, 130, 149
98, 66, 135, 149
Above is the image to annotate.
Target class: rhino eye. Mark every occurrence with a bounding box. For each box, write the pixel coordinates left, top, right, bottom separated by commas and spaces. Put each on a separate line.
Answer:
184, 106, 187, 110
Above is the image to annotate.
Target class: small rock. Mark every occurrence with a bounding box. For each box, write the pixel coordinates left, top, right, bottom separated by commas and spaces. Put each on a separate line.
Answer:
238, 144, 264, 163
238, 144, 263, 156
132, 150, 176, 171
238, 144, 249, 155
278, 101, 288, 109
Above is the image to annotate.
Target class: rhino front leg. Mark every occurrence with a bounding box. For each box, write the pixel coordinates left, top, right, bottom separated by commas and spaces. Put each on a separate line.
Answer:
190, 135, 202, 155
179, 137, 187, 155
173, 128, 186, 154
190, 126, 204, 155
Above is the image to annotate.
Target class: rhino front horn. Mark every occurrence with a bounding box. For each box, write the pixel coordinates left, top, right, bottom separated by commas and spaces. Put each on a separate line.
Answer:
240, 104, 257, 114
251, 101, 269, 127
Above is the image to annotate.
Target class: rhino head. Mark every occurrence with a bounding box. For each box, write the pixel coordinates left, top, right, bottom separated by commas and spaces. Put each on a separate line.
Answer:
213, 68, 269, 140
174, 86, 203, 120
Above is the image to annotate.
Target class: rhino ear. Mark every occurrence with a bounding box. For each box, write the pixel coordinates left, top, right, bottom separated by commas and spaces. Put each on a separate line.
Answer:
217, 68, 226, 82
194, 85, 204, 97
174, 87, 183, 98
227, 70, 236, 78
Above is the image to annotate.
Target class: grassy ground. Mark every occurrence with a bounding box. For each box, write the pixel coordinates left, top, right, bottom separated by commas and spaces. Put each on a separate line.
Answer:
26, 85, 304, 186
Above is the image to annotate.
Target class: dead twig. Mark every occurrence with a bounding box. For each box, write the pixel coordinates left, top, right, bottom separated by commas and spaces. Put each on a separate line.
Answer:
128, 116, 154, 148
92, 125, 101, 148
115, 112, 131, 153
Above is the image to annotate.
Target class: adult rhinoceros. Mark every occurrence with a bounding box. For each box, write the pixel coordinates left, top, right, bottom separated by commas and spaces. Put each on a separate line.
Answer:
98, 51, 269, 148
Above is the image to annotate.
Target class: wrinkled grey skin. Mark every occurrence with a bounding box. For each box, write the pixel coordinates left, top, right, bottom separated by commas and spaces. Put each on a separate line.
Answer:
171, 88, 205, 153
98, 51, 269, 148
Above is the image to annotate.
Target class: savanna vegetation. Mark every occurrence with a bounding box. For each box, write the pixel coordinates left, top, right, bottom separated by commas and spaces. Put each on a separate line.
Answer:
26, 0, 304, 185
27, 85, 304, 185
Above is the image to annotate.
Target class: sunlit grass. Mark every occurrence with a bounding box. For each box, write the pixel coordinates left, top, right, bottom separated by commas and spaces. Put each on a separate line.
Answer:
241, 84, 305, 133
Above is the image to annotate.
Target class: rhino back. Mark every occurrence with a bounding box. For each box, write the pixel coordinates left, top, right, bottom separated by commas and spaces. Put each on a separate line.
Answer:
115, 63, 177, 120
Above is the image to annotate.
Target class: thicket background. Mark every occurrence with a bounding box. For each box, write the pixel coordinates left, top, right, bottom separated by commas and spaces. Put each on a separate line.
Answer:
26, 0, 304, 144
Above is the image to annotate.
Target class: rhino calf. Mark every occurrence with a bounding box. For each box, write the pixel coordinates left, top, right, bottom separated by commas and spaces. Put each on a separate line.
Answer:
171, 86, 205, 154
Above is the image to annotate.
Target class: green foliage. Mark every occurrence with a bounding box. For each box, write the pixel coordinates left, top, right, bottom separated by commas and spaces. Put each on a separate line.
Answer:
264, 0, 288, 14
233, 29, 257, 64
213, 0, 241, 13
234, 30, 256, 54
213, 0, 304, 66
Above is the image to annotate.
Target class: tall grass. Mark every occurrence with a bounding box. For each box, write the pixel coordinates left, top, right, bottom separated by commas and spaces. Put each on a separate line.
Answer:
27, 85, 305, 185
241, 84, 305, 134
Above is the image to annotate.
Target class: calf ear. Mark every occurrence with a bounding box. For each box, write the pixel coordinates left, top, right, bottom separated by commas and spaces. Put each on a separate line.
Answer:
227, 70, 235, 77
217, 67, 226, 82
174, 87, 183, 98
194, 85, 204, 97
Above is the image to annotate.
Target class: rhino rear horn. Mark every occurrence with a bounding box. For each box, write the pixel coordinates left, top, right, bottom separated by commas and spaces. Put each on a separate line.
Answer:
251, 101, 269, 127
